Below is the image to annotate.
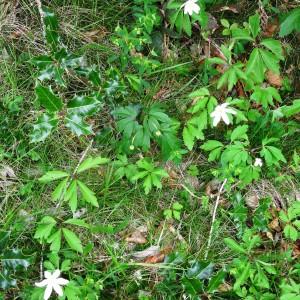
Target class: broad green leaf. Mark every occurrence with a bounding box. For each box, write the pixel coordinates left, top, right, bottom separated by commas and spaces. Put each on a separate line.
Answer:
67, 95, 101, 116
65, 180, 78, 212
260, 49, 280, 74
224, 238, 247, 254
48, 229, 62, 252
246, 48, 264, 83
35, 84, 63, 112
52, 178, 68, 201
230, 125, 248, 142
283, 224, 298, 241
62, 228, 83, 253
77, 180, 99, 207
34, 216, 57, 240
201, 140, 223, 151
187, 262, 214, 280
77, 156, 110, 173
65, 113, 93, 136
260, 39, 284, 60
279, 8, 300, 37
282, 99, 300, 117
207, 270, 226, 293
249, 14, 260, 38
233, 261, 251, 290
39, 171, 69, 183
64, 218, 90, 229
183, 126, 196, 150
30, 113, 59, 143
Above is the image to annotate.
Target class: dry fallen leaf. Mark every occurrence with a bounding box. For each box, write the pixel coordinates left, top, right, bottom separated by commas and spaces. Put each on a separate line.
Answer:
268, 217, 281, 232
0, 165, 16, 179
126, 226, 148, 245
245, 193, 259, 209
263, 19, 279, 37
266, 70, 282, 87
132, 245, 160, 260
144, 253, 165, 264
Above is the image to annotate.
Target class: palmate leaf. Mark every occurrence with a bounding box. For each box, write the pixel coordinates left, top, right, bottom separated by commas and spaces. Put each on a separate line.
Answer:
35, 84, 63, 112
30, 113, 59, 143
251, 86, 281, 108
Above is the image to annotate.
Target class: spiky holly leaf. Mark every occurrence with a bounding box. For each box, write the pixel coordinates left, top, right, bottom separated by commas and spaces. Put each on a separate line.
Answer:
30, 113, 59, 143
65, 113, 93, 136
35, 84, 63, 112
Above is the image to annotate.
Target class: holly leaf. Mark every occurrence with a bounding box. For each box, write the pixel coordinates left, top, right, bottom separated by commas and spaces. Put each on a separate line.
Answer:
35, 84, 63, 112
30, 113, 59, 143
65, 113, 93, 136
67, 95, 101, 116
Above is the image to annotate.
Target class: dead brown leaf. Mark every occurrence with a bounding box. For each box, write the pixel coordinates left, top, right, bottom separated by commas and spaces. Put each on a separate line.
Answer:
266, 70, 282, 87
245, 193, 259, 209
125, 225, 148, 245
132, 245, 160, 260
144, 253, 165, 264
82, 27, 108, 42
268, 217, 281, 232
212, 5, 238, 13
263, 19, 279, 37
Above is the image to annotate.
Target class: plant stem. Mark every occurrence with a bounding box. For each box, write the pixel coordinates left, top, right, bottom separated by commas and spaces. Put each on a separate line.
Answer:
204, 178, 227, 260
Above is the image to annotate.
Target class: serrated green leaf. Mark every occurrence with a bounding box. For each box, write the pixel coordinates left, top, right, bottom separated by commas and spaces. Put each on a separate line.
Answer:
77, 180, 99, 207
52, 178, 68, 201
201, 140, 223, 151
249, 14, 260, 38
64, 218, 90, 229
279, 8, 300, 37
48, 229, 62, 252
224, 237, 247, 254
230, 125, 248, 142
34, 216, 57, 240
39, 171, 69, 183
62, 228, 83, 253
283, 224, 298, 241
77, 156, 110, 173
65, 180, 78, 212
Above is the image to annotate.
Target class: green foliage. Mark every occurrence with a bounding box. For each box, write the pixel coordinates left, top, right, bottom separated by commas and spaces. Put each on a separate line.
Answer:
279, 8, 300, 36
0, 232, 30, 290
113, 103, 181, 161
132, 158, 169, 194
183, 88, 217, 150
167, 0, 208, 36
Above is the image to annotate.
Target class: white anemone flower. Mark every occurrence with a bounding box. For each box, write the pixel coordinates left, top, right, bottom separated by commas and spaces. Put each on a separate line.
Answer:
210, 103, 237, 126
254, 158, 263, 167
35, 270, 69, 300
181, 0, 200, 16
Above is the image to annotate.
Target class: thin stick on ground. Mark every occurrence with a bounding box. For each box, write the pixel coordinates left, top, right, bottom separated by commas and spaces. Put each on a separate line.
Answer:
35, 0, 46, 37
204, 178, 227, 260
